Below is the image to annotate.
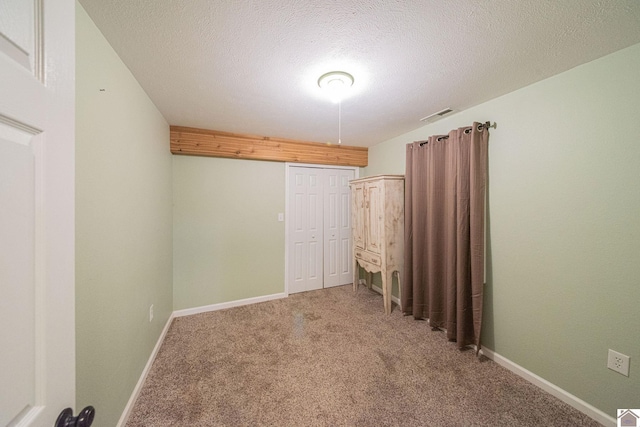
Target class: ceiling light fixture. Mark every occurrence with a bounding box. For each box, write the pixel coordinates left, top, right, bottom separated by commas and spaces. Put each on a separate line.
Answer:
317, 71, 354, 103
318, 71, 354, 144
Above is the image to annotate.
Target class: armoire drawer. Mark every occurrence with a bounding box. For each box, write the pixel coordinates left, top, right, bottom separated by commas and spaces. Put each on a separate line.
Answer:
355, 251, 381, 266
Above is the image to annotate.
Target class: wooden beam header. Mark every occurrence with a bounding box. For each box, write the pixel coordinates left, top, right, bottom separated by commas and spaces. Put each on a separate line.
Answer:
170, 126, 368, 167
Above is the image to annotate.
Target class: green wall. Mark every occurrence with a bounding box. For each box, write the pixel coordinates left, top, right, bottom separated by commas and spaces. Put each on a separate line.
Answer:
75, 4, 173, 426
366, 43, 640, 418
172, 156, 285, 310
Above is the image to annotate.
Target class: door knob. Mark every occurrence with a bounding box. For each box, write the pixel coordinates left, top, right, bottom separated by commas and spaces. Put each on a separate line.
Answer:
55, 406, 95, 427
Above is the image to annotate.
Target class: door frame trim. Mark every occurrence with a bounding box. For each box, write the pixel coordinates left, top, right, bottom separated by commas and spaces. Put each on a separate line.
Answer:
284, 163, 359, 296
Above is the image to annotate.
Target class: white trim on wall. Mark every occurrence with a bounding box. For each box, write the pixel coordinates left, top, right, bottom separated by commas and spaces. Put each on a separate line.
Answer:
284, 163, 360, 296
172, 292, 287, 318
360, 278, 401, 309
370, 284, 401, 308
116, 313, 174, 427
117, 292, 285, 425
479, 347, 615, 427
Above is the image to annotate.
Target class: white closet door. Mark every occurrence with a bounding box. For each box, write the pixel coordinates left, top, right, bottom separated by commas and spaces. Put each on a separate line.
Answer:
289, 167, 323, 293
323, 169, 354, 288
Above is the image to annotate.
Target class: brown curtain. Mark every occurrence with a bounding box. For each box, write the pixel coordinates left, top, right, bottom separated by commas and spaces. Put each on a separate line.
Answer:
402, 122, 488, 352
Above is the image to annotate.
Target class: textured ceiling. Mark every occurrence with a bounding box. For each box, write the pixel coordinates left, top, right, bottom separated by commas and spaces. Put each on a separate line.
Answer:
79, 0, 640, 147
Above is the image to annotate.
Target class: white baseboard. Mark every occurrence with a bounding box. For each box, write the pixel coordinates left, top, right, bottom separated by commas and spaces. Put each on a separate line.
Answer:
369, 282, 401, 306
479, 347, 615, 427
117, 292, 287, 425
116, 313, 174, 427
172, 292, 287, 318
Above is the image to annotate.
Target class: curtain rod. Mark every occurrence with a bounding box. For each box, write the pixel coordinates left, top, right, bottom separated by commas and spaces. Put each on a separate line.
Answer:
417, 121, 495, 146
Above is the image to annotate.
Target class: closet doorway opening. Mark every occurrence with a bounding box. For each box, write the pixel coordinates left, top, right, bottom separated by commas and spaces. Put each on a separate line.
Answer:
285, 164, 358, 294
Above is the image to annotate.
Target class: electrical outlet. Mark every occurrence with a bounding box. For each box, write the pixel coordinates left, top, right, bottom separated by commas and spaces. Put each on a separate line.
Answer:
149, 304, 154, 322
607, 349, 630, 376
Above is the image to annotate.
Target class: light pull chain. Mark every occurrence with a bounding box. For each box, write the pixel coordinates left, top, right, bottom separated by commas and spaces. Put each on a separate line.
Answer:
338, 101, 342, 144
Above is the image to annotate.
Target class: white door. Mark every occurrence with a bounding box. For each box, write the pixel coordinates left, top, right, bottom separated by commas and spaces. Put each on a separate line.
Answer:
323, 169, 354, 288
288, 166, 354, 294
0, 1, 76, 425
289, 167, 324, 293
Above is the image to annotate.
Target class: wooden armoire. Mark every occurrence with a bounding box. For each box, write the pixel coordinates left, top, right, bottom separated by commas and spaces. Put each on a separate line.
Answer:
350, 175, 404, 314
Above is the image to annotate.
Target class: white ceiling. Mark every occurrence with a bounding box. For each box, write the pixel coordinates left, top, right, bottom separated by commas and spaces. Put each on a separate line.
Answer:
79, 0, 640, 147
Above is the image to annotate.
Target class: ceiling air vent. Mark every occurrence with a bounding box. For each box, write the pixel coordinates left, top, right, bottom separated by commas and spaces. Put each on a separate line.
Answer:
420, 108, 453, 122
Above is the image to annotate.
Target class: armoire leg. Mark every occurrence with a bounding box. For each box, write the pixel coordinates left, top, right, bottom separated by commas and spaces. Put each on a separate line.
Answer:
353, 260, 359, 292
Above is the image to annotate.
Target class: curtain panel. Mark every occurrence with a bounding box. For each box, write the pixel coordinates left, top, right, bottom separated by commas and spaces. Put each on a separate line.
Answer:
402, 122, 488, 352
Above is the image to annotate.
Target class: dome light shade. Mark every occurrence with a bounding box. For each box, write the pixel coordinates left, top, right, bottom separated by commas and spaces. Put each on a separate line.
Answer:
318, 71, 354, 103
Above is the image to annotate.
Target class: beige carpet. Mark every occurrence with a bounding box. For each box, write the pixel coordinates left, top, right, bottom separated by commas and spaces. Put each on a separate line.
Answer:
126, 285, 601, 426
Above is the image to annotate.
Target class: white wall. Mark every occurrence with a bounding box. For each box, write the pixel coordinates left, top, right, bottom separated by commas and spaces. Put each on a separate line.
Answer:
365, 42, 640, 418
76, 4, 173, 426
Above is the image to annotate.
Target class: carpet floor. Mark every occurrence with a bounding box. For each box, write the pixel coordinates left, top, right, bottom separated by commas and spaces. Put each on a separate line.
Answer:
126, 285, 601, 426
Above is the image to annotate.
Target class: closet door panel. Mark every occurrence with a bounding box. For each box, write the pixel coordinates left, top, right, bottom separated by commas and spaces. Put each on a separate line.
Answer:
306, 171, 323, 291
323, 171, 340, 288
323, 169, 354, 288
288, 167, 322, 293
338, 170, 354, 285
